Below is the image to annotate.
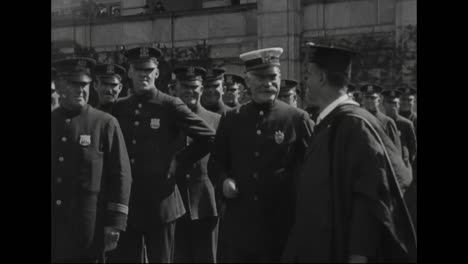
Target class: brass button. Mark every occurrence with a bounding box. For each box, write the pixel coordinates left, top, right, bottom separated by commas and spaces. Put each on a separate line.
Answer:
56, 200, 62, 206
134, 121, 140, 126
56, 178, 62, 183
130, 158, 135, 164
132, 139, 136, 144
256, 130, 261, 135
138, 103, 142, 109
61, 137, 67, 142
58, 156, 64, 162
259, 111, 264, 116
254, 152, 259, 157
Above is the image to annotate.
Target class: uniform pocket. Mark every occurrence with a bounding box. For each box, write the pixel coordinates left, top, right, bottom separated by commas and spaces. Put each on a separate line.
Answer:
79, 146, 104, 192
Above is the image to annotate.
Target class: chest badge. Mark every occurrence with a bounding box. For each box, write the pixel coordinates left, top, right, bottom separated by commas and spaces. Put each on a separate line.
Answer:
150, 118, 160, 129
274, 130, 285, 144
79, 135, 91, 146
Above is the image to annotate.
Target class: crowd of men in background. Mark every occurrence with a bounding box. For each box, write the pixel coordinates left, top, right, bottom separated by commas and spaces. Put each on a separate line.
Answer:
51, 43, 417, 263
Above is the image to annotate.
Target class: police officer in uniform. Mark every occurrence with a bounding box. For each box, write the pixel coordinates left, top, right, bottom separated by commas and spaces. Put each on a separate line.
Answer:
172, 66, 220, 263
94, 63, 126, 115
360, 84, 401, 150
52, 67, 60, 111
381, 89, 417, 232
346, 83, 362, 104
223, 74, 244, 108
398, 86, 417, 134
52, 57, 132, 262
278, 79, 299, 107
209, 47, 314, 262
381, 89, 417, 170
110, 47, 216, 263
201, 68, 232, 114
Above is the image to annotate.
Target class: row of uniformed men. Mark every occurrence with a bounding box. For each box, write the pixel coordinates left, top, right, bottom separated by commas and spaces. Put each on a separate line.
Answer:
51, 43, 416, 263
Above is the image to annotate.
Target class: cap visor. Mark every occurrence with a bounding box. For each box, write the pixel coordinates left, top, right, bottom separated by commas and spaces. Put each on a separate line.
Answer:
248, 66, 280, 75
67, 74, 92, 83
133, 61, 158, 70
99, 76, 121, 84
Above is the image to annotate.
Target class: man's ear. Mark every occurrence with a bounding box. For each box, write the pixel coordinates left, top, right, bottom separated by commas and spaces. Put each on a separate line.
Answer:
154, 68, 160, 79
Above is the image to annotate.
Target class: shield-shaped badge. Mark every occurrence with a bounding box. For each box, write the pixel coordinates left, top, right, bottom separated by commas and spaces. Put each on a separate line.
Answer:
274, 130, 285, 144
150, 118, 160, 129
79, 135, 91, 146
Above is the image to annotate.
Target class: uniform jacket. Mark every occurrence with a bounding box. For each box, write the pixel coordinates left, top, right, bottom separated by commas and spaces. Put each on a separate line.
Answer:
209, 100, 313, 255
112, 88, 216, 227
51, 105, 132, 260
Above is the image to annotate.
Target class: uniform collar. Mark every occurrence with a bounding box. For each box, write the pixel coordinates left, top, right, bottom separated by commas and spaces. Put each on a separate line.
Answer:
250, 98, 277, 111
316, 94, 350, 125
58, 104, 89, 118
134, 87, 158, 102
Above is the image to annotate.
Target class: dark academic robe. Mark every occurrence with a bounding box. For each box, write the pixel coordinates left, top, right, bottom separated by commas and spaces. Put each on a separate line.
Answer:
370, 110, 402, 152
282, 101, 416, 263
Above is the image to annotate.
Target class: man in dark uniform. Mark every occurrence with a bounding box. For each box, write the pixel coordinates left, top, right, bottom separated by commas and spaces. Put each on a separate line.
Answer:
282, 43, 416, 263
382, 89, 417, 232
222, 74, 244, 108
51, 57, 132, 262
360, 83, 401, 150
398, 86, 417, 133
238, 84, 251, 105
172, 66, 220, 263
201, 68, 232, 114
209, 47, 314, 262
278, 79, 299, 107
94, 63, 126, 115
52, 67, 60, 111
110, 47, 216, 263
381, 89, 417, 170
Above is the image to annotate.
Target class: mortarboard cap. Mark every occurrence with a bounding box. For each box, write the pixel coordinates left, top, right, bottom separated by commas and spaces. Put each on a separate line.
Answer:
306, 42, 356, 75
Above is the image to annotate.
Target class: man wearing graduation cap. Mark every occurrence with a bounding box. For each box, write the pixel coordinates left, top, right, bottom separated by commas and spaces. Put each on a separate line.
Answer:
171, 66, 220, 263
360, 84, 401, 151
110, 47, 216, 263
282, 43, 416, 262
201, 68, 232, 114
398, 85, 417, 134
94, 63, 126, 115
222, 74, 244, 108
209, 47, 313, 262
51, 67, 60, 111
51, 57, 132, 262
278, 79, 299, 107
381, 89, 417, 175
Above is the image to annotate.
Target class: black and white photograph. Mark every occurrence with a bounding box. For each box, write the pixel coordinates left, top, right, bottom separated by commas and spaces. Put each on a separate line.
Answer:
51, 0, 417, 262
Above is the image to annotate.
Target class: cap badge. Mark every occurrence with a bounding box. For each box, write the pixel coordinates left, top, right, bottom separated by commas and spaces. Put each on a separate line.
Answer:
226, 75, 233, 83
140, 47, 149, 58
187, 66, 195, 76
406, 88, 411, 94
274, 130, 285, 144
367, 86, 373, 93
76, 59, 87, 70
106, 64, 114, 74
150, 118, 160, 129
390, 91, 395, 97
79, 135, 91, 146
262, 53, 272, 63
206, 68, 213, 77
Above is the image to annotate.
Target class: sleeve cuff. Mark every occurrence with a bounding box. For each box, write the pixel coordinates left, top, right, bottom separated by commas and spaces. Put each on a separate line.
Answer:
105, 211, 128, 231
107, 202, 129, 215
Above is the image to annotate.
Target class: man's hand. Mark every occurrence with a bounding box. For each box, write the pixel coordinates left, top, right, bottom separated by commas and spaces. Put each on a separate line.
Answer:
104, 226, 120, 252
223, 178, 239, 199
348, 255, 368, 263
